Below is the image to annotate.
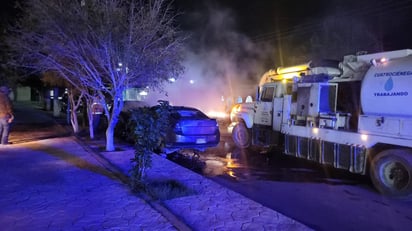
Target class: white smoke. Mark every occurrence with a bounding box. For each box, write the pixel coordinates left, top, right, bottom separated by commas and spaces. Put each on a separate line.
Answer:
145, 1, 273, 116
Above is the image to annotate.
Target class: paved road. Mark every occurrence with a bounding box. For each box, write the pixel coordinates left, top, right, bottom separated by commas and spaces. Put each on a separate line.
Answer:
8, 101, 70, 144
195, 138, 412, 231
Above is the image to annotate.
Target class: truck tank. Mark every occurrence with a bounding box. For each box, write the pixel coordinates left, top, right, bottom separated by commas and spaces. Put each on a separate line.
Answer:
361, 54, 412, 117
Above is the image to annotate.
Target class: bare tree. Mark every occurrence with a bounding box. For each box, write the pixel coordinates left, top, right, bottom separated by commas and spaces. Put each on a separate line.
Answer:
7, 0, 186, 151
42, 71, 100, 138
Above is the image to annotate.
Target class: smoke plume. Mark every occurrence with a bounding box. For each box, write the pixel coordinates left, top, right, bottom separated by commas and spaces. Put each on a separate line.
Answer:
145, 1, 273, 115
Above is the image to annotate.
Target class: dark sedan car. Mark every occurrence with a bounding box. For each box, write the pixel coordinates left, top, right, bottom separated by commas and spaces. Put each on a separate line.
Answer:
164, 106, 220, 151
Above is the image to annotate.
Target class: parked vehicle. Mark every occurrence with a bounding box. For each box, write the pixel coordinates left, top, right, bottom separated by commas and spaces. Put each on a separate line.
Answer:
116, 105, 220, 152
163, 106, 220, 152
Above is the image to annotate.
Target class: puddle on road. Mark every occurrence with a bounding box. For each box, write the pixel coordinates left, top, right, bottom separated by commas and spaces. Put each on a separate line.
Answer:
200, 142, 359, 185
201, 152, 246, 179
168, 140, 367, 186
198, 141, 271, 181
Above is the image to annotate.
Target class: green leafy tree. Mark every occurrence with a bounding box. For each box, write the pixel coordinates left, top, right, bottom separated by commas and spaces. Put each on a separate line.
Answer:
6, 0, 186, 151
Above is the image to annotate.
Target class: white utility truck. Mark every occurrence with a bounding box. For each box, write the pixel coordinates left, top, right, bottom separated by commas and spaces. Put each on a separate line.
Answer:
230, 49, 412, 197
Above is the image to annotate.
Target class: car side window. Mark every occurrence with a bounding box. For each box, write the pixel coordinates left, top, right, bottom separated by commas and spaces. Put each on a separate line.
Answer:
261, 87, 275, 102
178, 110, 196, 117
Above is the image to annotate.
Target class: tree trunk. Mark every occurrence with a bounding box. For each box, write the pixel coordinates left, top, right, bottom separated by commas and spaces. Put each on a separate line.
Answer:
68, 90, 81, 134
86, 98, 95, 140
70, 110, 79, 133
88, 111, 95, 139
105, 120, 115, 151
104, 94, 123, 151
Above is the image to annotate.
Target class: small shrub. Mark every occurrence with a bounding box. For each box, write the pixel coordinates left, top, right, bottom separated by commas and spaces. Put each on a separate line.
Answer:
129, 101, 170, 191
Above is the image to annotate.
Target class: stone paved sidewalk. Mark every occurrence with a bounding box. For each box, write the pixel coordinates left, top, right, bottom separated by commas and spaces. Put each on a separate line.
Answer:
0, 138, 176, 230
100, 149, 312, 230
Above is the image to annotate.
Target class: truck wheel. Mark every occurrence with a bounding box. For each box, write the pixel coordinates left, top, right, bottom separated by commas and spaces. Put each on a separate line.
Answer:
232, 122, 251, 149
370, 149, 412, 198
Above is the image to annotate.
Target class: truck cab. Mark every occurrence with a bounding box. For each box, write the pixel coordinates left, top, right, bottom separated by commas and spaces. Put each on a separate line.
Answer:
231, 62, 315, 148
230, 80, 293, 148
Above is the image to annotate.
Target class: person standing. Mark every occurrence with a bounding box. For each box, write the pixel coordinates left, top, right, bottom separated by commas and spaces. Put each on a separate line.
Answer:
0, 86, 14, 145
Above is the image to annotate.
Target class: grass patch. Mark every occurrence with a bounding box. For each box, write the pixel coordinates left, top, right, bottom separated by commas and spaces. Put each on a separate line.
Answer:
144, 179, 197, 201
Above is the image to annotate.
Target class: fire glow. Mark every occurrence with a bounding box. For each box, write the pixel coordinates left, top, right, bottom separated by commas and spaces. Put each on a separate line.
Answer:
207, 110, 228, 119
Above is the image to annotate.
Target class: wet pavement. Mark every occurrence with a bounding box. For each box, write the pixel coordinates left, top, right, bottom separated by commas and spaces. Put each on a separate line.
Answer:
0, 101, 312, 230
197, 144, 368, 185
190, 126, 412, 231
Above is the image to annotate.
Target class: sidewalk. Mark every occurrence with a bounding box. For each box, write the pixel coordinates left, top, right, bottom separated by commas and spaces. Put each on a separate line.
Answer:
1, 101, 312, 230
100, 148, 312, 230
0, 137, 176, 230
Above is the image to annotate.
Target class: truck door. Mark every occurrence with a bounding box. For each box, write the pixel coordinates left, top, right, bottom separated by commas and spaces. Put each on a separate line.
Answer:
254, 86, 275, 126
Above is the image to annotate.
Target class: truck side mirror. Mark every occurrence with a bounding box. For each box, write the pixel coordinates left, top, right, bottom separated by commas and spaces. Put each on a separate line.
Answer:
245, 96, 253, 103
256, 86, 260, 101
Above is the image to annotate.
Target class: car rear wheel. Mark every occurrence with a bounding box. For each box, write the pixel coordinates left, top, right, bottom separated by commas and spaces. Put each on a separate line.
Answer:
370, 149, 412, 199
232, 122, 251, 149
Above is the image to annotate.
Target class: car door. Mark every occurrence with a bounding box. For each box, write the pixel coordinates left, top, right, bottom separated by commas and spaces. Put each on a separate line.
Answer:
254, 85, 275, 126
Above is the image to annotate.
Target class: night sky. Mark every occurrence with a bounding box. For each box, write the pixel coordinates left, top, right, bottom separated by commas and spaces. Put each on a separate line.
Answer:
2, 0, 412, 51
173, 0, 412, 51
2, 0, 412, 76
0, 0, 18, 29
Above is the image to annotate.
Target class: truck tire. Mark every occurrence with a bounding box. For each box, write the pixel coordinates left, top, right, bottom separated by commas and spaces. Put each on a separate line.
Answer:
232, 122, 251, 149
370, 149, 412, 198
